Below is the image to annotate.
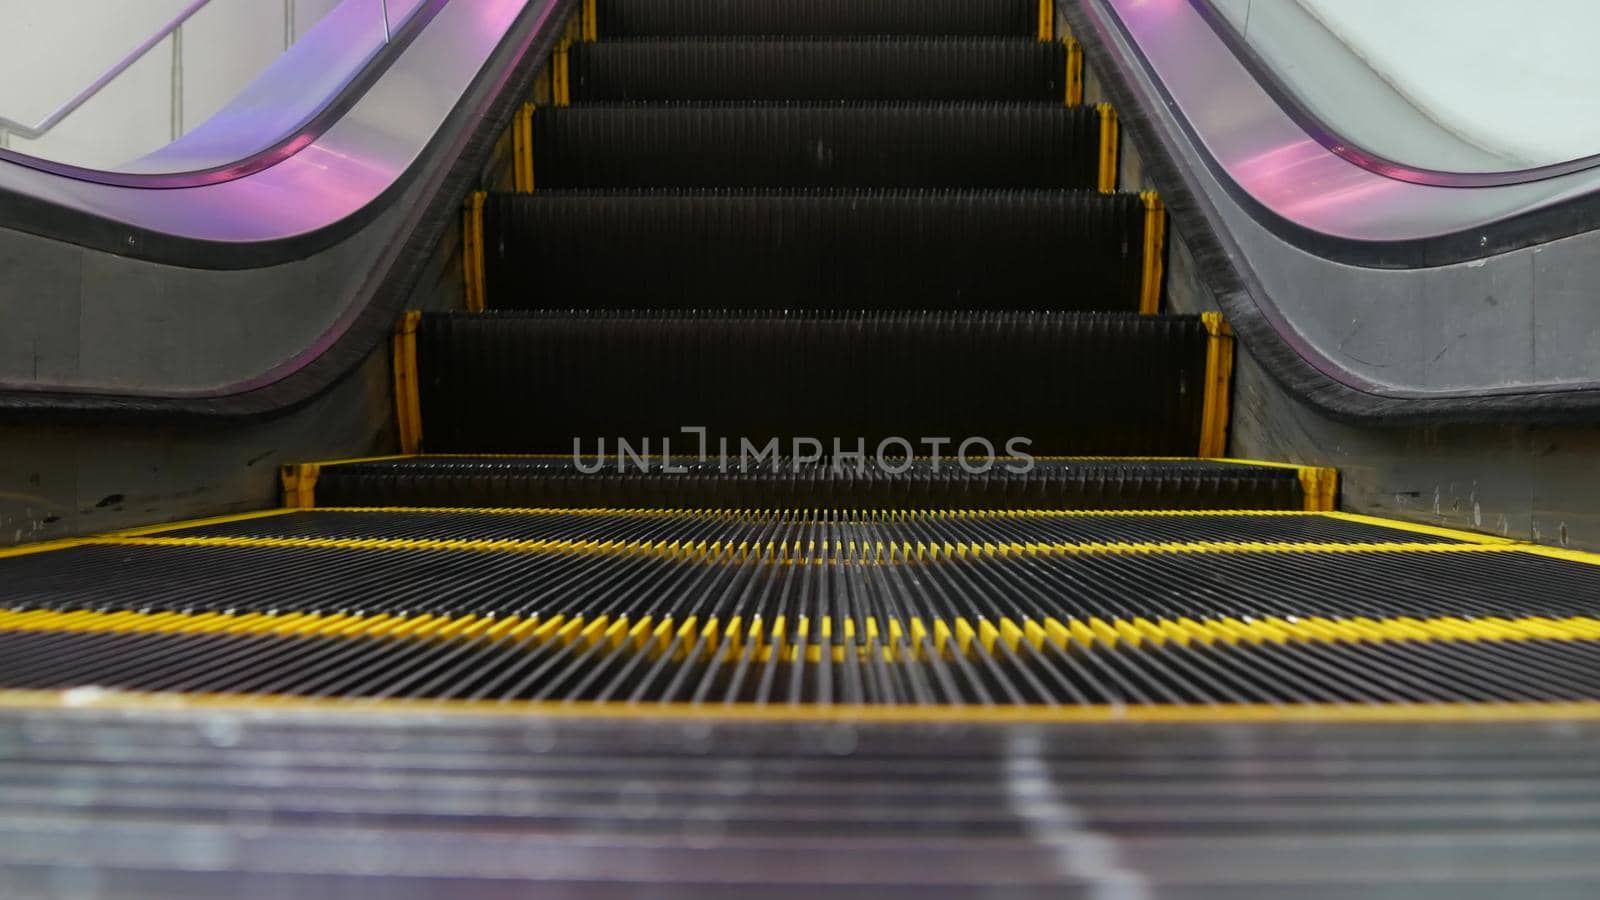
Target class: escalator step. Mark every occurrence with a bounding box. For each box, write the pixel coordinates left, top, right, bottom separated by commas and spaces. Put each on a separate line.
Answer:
595, 0, 1040, 38
3, 538, 1584, 626
174, 509, 1434, 547
5, 533, 1600, 706
482, 190, 1145, 310
305, 458, 1307, 511
413, 310, 1211, 456
569, 38, 1068, 102
7, 626, 1600, 706
533, 104, 1100, 190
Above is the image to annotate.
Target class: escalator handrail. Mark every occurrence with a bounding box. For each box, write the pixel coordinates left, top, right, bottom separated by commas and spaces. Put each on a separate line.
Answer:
1190, 0, 1600, 189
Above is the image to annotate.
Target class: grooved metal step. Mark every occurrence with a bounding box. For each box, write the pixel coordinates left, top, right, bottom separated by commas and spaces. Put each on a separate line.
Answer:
594, 0, 1042, 38
295, 457, 1320, 511
478, 190, 1151, 311
0, 509, 1594, 707
570, 38, 1070, 102
406, 311, 1223, 456
531, 103, 1102, 190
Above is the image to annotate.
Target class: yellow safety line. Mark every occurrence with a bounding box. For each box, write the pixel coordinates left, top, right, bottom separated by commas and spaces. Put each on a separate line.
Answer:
462, 191, 487, 312
582, 0, 597, 41
75, 534, 1576, 565
512, 103, 536, 193
1139, 191, 1165, 315
1322, 512, 1516, 546
0, 539, 91, 561
1065, 37, 1085, 107
1197, 312, 1235, 458
107, 509, 298, 538
1096, 103, 1119, 193
1038, 0, 1054, 41
300, 506, 1333, 520
0, 507, 1541, 567
0, 509, 300, 561
552, 39, 571, 106
392, 311, 424, 455
7, 608, 1600, 665
4, 689, 1600, 726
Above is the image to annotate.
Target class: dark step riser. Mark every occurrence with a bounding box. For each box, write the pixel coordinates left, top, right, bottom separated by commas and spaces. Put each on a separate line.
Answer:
313, 461, 1304, 511
596, 0, 1041, 37
571, 39, 1068, 102
483, 192, 1144, 311
533, 106, 1100, 190
414, 312, 1209, 456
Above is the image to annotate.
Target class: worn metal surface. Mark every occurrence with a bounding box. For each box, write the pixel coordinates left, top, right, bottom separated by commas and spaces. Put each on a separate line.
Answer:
2, 703, 1600, 896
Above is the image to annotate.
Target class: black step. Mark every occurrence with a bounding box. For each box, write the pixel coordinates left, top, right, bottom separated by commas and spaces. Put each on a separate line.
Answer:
569, 38, 1068, 102
596, 0, 1040, 37
413, 310, 1210, 456
482, 190, 1145, 311
533, 104, 1100, 190
307, 458, 1306, 511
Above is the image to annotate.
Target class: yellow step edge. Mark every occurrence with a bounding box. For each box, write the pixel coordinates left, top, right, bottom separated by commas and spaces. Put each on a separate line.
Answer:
85, 533, 1570, 564
1064, 37, 1085, 108
461, 192, 487, 312
1197, 312, 1235, 458
1139, 191, 1166, 315
511, 103, 536, 194
1096, 103, 1119, 193
9, 609, 1600, 659
552, 39, 571, 106
392, 310, 424, 454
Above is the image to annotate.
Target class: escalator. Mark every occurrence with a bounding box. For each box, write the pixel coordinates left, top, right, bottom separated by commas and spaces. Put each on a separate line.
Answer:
5, 0, 1600, 893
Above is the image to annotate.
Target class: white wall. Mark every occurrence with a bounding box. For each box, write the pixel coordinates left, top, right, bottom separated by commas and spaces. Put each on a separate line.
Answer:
1296, 0, 1600, 167
0, 0, 343, 169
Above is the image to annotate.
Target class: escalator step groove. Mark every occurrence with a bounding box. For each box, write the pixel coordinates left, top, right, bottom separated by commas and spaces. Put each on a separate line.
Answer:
164, 509, 1426, 546
413, 310, 1209, 456
570, 38, 1069, 102
533, 104, 1101, 190
309, 458, 1305, 511
2, 540, 1589, 624
595, 0, 1040, 38
4, 627, 1598, 706
482, 190, 1145, 310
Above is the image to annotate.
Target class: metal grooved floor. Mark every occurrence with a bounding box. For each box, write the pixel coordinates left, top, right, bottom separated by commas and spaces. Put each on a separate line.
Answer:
3, 508, 1600, 709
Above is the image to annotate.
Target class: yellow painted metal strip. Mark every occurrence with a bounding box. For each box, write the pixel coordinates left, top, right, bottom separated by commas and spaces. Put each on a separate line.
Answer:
19, 608, 1600, 656
1038, 0, 1054, 41
1299, 466, 1339, 512
311, 506, 1330, 520
553, 40, 571, 107
1322, 512, 1517, 545
392, 311, 425, 455
1197, 312, 1235, 458
4, 688, 1600, 726
280, 463, 322, 510
462, 191, 488, 312
1065, 37, 1085, 107
582, 0, 597, 41
74, 533, 1579, 564
1138, 191, 1166, 315
1096, 103, 1119, 193
512, 103, 536, 194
